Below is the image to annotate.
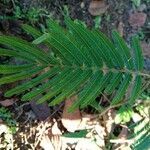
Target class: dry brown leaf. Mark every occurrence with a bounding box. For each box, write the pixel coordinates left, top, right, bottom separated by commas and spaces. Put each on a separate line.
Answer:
0, 99, 14, 107
40, 134, 54, 150
141, 41, 150, 57
79, 115, 97, 130
51, 135, 62, 150
0, 119, 3, 124
117, 21, 124, 37
0, 91, 3, 99
61, 96, 82, 132
95, 124, 106, 137
94, 124, 106, 147
118, 127, 128, 139
129, 12, 147, 28
51, 121, 62, 135
113, 126, 129, 149
0, 124, 9, 135
30, 100, 51, 121
78, 113, 106, 148
75, 138, 101, 150
35, 120, 52, 147
103, 109, 116, 133
88, 0, 108, 16
132, 113, 142, 123
95, 134, 105, 148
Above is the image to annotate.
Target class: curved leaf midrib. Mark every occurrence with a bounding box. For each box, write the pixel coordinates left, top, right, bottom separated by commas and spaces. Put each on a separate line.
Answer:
40, 63, 149, 78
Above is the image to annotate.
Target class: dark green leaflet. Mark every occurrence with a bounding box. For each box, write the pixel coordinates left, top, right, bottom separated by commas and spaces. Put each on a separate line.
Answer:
37, 69, 83, 104
69, 71, 103, 111
0, 36, 49, 64
104, 72, 122, 95
111, 73, 132, 105
21, 68, 70, 101
81, 72, 112, 108
49, 69, 92, 106
128, 75, 142, 104
5, 67, 59, 97
0, 66, 44, 85
0, 64, 34, 74
112, 31, 134, 70
131, 36, 144, 71
0, 48, 36, 62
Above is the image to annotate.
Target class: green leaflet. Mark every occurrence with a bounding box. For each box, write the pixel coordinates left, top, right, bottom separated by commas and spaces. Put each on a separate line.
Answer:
115, 105, 133, 124
104, 72, 122, 95
22, 24, 42, 38
46, 19, 73, 64
49, 69, 92, 106
33, 33, 50, 44
112, 31, 134, 70
0, 36, 49, 64
81, 72, 113, 108
64, 33, 93, 67
63, 129, 88, 138
56, 31, 92, 67
5, 67, 59, 97
0, 48, 36, 62
93, 30, 124, 68
37, 69, 83, 104
0, 64, 34, 74
69, 71, 103, 112
22, 24, 59, 65
131, 36, 144, 71
129, 119, 150, 150
90, 100, 103, 112
91, 30, 113, 68
49, 32, 85, 66
46, 19, 74, 65
45, 38, 73, 65
128, 75, 142, 104
46, 19, 64, 33
65, 18, 101, 67
67, 22, 103, 67
0, 66, 44, 85
132, 133, 150, 150
111, 73, 132, 105
21, 68, 70, 101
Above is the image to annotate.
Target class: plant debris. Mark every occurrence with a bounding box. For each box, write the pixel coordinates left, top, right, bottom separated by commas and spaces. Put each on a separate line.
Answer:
88, 0, 108, 16
129, 12, 147, 28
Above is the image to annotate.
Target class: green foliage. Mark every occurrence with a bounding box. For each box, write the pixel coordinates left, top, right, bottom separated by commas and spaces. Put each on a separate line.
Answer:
94, 16, 102, 29
25, 8, 49, 24
115, 105, 134, 124
131, 0, 141, 7
129, 118, 150, 150
1, 0, 50, 24
0, 107, 17, 134
13, 5, 23, 19
127, 100, 150, 150
63, 130, 88, 138
136, 102, 149, 117
0, 18, 147, 112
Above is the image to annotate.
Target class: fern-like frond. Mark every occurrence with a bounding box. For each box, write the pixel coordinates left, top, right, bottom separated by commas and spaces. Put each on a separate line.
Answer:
0, 18, 146, 111
129, 118, 150, 150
